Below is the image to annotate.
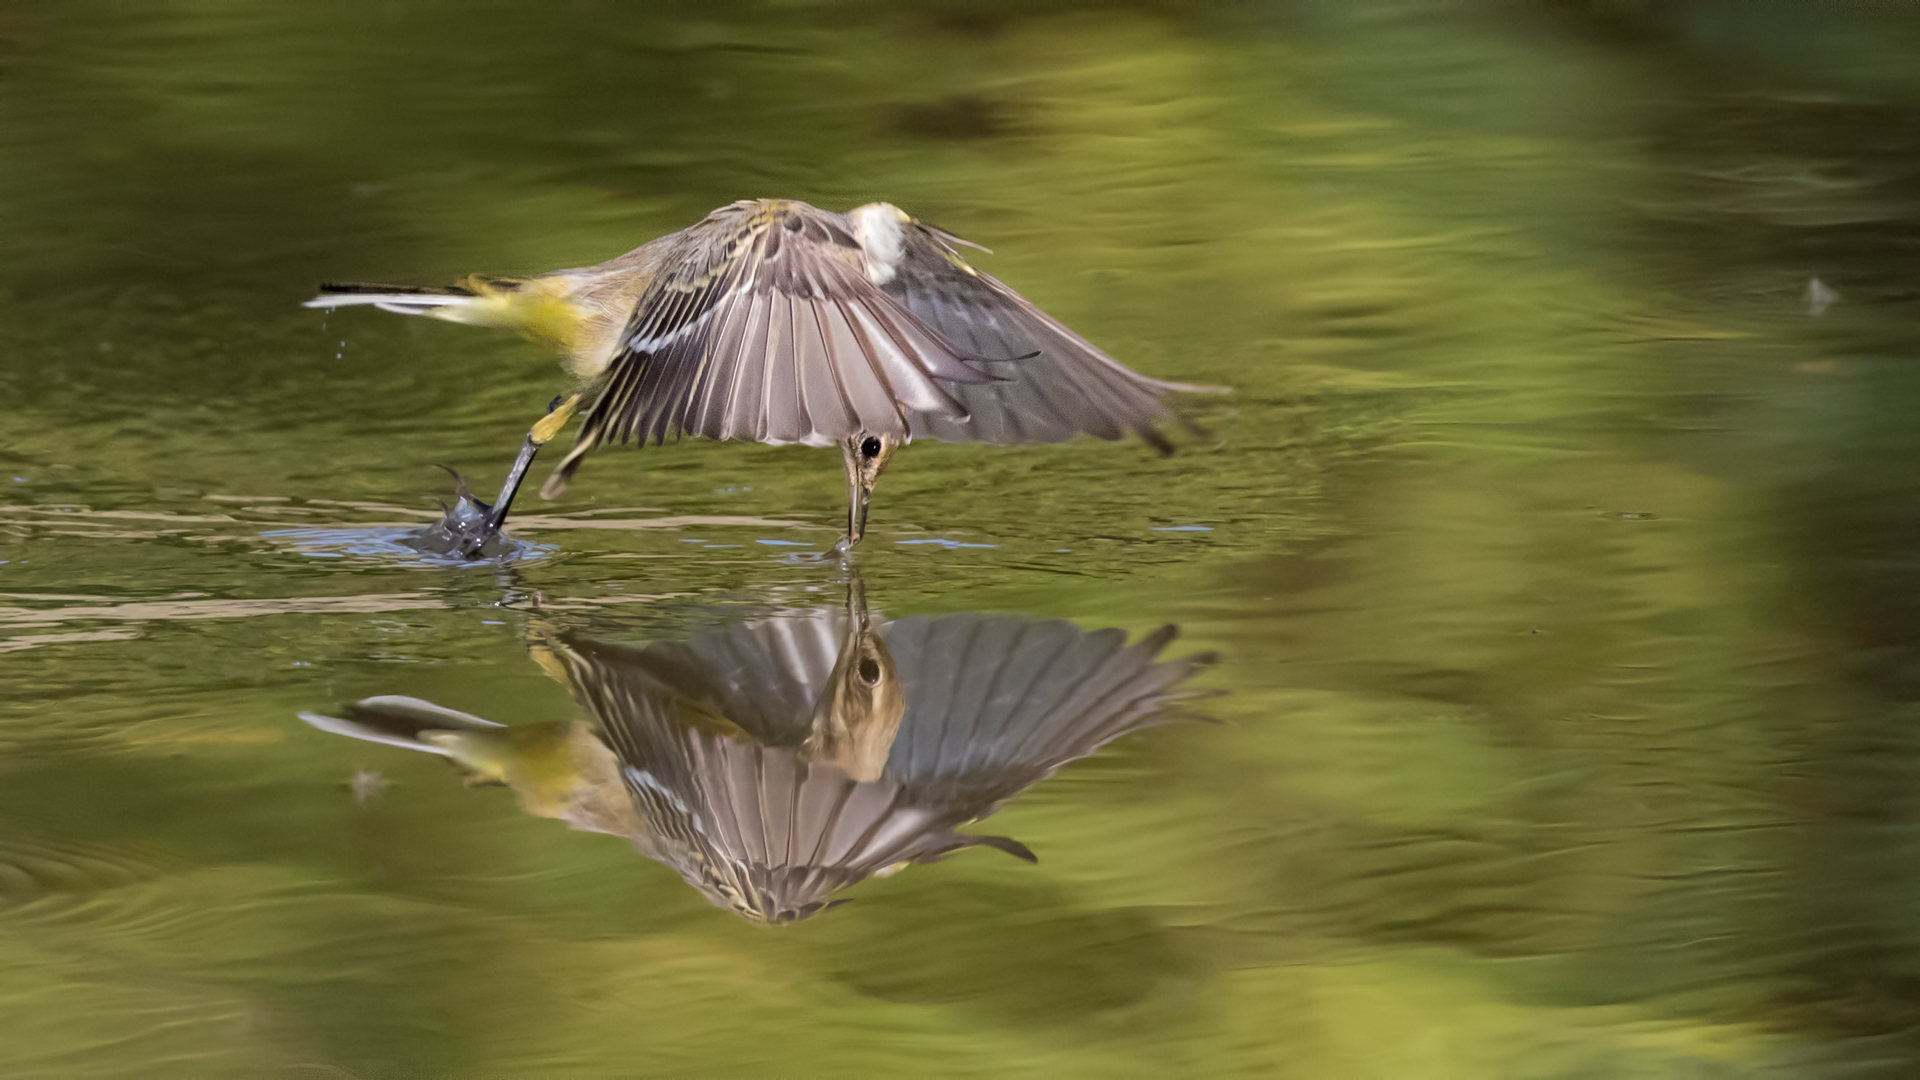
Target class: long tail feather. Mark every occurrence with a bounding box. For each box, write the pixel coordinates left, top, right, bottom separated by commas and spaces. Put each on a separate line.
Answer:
303, 282, 479, 315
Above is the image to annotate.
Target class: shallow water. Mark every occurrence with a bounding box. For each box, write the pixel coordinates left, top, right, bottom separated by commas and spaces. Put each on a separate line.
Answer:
8, 3, 1920, 1076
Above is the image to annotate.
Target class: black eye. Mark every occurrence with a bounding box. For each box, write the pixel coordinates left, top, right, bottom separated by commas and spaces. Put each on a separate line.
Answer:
858, 657, 880, 684
860, 436, 882, 460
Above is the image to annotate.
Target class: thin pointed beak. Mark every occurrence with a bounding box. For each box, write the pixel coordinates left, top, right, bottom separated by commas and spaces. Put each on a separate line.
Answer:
847, 470, 872, 545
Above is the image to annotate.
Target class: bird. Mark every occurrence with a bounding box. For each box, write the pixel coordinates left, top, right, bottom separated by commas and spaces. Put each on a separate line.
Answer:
298, 575, 1213, 924
306, 198, 1222, 555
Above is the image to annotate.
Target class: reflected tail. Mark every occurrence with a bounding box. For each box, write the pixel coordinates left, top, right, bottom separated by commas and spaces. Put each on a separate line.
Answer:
298, 694, 505, 755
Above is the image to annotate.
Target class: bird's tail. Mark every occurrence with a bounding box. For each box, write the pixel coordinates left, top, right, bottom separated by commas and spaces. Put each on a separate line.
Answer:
302, 281, 484, 317
298, 695, 505, 755
302, 276, 581, 348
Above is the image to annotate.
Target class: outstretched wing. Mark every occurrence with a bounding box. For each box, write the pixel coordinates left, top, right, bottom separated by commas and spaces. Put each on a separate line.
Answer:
882, 615, 1207, 804
883, 221, 1224, 450
560, 200, 998, 471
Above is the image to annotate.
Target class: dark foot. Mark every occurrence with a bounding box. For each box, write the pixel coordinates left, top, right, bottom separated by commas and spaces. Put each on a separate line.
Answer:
403, 466, 512, 559
409, 406, 559, 561
828, 535, 858, 565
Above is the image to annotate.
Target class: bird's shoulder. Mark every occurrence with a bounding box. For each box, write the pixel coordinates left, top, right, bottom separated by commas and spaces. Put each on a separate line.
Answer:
537, 200, 859, 318
654, 199, 870, 288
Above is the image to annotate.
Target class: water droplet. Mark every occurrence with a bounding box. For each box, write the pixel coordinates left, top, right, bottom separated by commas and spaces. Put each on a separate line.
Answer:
1805, 276, 1838, 316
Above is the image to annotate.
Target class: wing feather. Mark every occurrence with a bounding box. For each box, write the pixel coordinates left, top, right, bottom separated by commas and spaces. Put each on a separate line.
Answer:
559, 200, 998, 479
688, 285, 745, 437
881, 614, 1206, 805
728, 291, 772, 443
799, 301, 840, 441
762, 291, 803, 439
883, 221, 1226, 449
826, 300, 898, 434
847, 302, 957, 420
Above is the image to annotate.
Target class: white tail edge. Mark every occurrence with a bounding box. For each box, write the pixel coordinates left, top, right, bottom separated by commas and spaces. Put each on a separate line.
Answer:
302, 292, 480, 315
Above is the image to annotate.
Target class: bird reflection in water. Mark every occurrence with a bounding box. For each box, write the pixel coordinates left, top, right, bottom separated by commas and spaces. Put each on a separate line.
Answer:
299, 578, 1212, 924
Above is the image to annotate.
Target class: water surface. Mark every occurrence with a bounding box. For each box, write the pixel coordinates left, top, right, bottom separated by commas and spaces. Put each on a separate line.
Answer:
7, 3, 1920, 1076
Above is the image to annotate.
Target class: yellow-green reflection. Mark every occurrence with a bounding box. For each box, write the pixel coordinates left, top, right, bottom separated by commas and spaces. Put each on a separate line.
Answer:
301, 577, 1209, 924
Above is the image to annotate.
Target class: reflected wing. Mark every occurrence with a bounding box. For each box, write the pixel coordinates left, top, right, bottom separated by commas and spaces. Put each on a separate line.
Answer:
592, 681, 1011, 924
555, 200, 996, 480
540, 616, 1039, 922
883, 222, 1224, 449
540, 610, 850, 745
882, 615, 1205, 803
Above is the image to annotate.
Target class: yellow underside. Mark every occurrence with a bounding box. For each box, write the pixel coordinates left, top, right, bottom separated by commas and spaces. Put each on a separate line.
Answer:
434, 276, 588, 356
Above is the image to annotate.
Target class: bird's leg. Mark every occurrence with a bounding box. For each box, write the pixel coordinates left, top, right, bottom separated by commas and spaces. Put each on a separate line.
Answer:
529, 393, 580, 446
457, 394, 579, 557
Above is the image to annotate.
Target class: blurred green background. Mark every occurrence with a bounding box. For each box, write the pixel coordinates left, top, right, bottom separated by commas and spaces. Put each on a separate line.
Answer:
7, 1, 1920, 1076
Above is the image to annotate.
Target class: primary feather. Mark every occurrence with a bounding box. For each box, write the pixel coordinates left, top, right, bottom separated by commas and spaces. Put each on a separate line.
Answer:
879, 220, 1224, 450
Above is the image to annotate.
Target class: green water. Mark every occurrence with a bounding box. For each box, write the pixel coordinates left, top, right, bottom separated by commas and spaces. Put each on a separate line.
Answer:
7, 2, 1920, 1075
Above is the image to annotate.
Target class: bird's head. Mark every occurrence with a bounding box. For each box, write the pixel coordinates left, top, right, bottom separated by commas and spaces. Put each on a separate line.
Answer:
844, 434, 898, 544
